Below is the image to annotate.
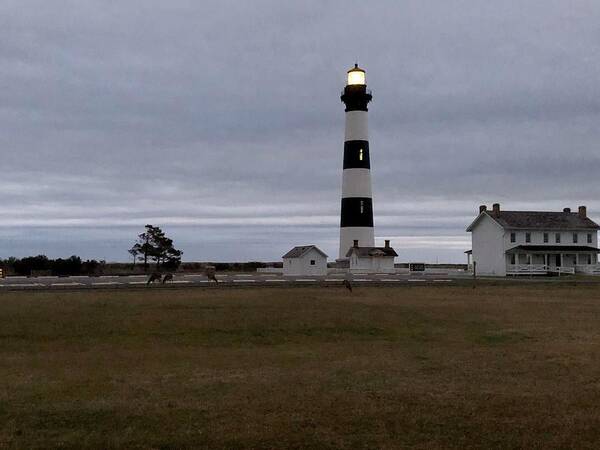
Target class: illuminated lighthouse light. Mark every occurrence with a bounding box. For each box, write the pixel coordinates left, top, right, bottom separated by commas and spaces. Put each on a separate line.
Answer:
347, 65, 366, 85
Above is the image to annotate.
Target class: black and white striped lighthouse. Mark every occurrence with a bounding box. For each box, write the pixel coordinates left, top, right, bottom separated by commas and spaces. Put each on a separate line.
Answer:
339, 64, 375, 258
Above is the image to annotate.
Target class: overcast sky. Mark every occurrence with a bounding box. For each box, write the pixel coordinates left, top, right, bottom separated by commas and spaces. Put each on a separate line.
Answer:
1, 0, 600, 262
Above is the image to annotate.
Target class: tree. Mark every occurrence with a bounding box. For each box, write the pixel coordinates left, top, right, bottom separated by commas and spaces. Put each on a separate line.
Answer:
52, 256, 82, 276
129, 225, 183, 271
13, 255, 51, 276
128, 247, 138, 267
129, 225, 157, 271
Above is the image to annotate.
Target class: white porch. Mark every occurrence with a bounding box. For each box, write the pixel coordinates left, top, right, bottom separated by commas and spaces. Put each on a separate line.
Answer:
506, 248, 600, 275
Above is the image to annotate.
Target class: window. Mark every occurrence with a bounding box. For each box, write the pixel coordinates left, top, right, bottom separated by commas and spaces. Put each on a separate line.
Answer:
360, 200, 364, 214
510, 232, 516, 243
525, 232, 531, 243
510, 254, 516, 265
588, 233, 593, 244
359, 149, 363, 161
543, 233, 548, 243
310, 260, 315, 266
555, 233, 561, 243
573, 233, 578, 244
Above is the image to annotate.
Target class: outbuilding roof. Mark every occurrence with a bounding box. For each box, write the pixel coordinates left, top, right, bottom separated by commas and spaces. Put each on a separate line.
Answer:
346, 246, 398, 258
467, 211, 600, 232
282, 245, 328, 259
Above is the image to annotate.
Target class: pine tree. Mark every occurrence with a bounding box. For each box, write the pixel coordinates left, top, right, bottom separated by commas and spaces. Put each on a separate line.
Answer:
129, 225, 183, 271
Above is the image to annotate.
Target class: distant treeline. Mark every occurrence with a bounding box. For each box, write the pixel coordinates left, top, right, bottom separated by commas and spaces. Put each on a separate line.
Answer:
0, 256, 281, 276
0, 255, 103, 277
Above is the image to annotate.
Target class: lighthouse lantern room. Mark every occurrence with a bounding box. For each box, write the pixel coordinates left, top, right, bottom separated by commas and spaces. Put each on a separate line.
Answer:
347, 65, 366, 85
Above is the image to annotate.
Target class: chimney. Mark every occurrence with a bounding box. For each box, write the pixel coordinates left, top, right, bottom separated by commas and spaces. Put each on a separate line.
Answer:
479, 205, 487, 214
579, 206, 587, 218
492, 203, 500, 216
353, 239, 359, 248
384, 240, 390, 248
563, 208, 571, 213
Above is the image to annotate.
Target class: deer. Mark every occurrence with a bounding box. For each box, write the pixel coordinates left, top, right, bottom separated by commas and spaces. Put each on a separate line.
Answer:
205, 265, 218, 284
147, 272, 162, 285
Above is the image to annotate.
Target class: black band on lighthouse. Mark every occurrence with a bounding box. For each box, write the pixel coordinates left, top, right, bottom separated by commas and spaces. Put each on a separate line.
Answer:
340, 197, 374, 227
343, 141, 370, 169
341, 85, 372, 112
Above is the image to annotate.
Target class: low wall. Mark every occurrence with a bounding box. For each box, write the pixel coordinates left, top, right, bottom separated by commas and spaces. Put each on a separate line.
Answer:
257, 268, 284, 274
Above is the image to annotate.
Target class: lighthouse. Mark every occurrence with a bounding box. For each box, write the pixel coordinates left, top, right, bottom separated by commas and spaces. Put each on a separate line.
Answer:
339, 64, 375, 259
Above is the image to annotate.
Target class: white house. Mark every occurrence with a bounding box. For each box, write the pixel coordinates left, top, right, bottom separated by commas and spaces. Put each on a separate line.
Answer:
345, 239, 397, 273
466, 203, 600, 276
282, 245, 328, 276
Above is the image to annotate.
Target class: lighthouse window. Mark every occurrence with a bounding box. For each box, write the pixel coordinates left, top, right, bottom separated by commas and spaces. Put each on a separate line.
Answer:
360, 200, 364, 214
359, 149, 363, 161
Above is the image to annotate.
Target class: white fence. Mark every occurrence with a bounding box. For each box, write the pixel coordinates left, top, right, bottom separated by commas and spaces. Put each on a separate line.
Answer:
574, 264, 600, 275
506, 264, 576, 275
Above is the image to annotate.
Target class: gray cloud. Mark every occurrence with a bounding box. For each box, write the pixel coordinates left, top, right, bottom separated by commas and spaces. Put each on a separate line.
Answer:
1, 0, 600, 262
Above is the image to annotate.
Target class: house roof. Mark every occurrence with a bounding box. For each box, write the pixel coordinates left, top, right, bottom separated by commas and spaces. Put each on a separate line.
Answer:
346, 246, 398, 258
506, 245, 600, 253
282, 245, 328, 259
467, 211, 600, 232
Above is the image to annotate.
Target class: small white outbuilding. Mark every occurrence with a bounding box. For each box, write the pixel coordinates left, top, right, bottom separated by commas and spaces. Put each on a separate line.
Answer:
282, 245, 328, 276
346, 239, 397, 273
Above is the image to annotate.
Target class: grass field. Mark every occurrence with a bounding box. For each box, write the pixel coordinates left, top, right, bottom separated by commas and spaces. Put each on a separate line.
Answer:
2, 285, 600, 449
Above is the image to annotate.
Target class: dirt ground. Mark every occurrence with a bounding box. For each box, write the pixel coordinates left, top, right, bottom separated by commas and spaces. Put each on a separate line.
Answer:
2, 285, 600, 449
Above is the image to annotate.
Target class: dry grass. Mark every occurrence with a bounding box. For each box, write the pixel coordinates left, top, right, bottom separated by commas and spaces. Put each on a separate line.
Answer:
2, 285, 600, 449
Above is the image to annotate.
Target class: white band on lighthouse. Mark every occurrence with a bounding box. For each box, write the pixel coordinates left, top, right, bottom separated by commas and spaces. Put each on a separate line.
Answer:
344, 111, 369, 141
340, 228, 375, 258
342, 169, 372, 198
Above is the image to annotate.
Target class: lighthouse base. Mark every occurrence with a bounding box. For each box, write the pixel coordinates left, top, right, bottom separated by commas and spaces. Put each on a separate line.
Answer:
339, 227, 375, 260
